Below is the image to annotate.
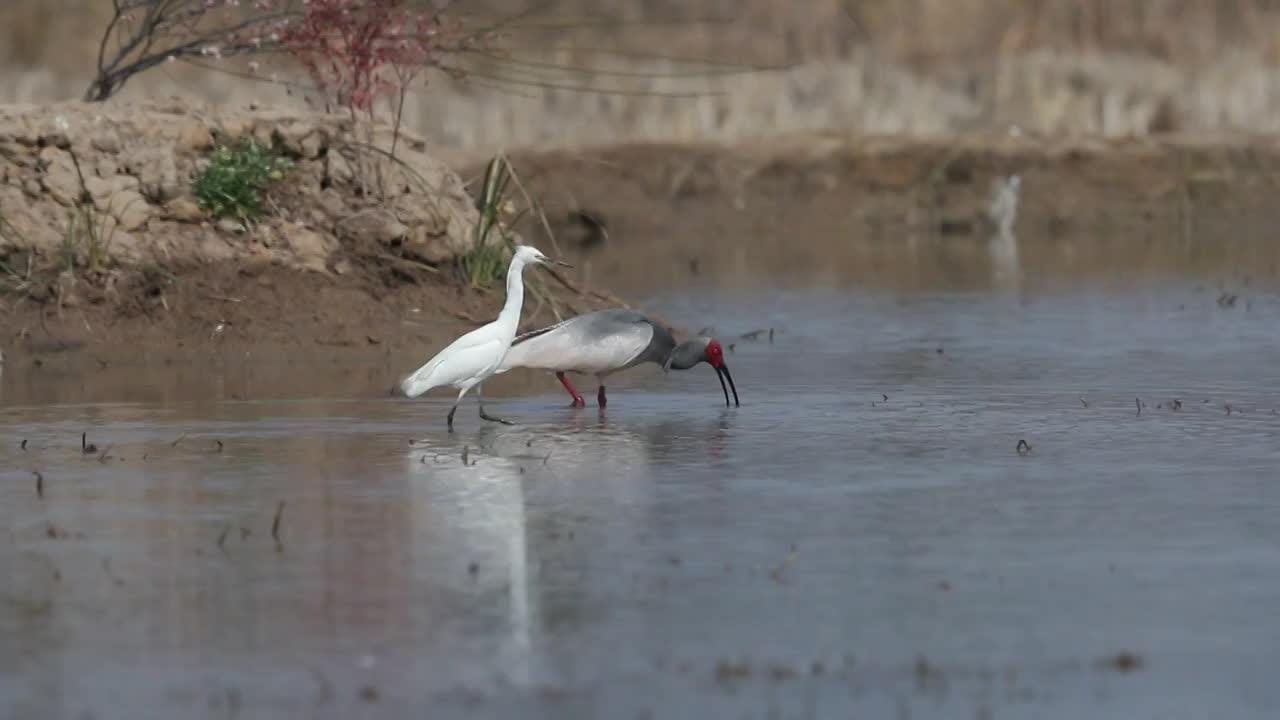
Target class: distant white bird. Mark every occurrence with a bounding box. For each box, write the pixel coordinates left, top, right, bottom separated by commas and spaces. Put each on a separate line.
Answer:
399, 244, 569, 430
495, 308, 740, 408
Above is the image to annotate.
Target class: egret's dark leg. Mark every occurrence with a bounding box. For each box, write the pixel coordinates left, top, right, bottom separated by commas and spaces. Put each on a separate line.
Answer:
447, 387, 469, 432
557, 371, 586, 407
476, 384, 515, 425
597, 385, 607, 408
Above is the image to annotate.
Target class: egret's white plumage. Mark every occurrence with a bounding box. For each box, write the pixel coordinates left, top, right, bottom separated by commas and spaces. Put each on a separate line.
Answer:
398, 244, 565, 429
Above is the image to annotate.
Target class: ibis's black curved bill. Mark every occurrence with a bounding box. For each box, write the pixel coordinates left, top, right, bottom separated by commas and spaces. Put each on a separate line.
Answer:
715, 363, 740, 407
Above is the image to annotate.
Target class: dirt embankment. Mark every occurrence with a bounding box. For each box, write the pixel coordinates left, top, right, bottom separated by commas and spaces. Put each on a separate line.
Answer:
491, 133, 1280, 296
0, 100, 626, 372
6, 98, 1280, 397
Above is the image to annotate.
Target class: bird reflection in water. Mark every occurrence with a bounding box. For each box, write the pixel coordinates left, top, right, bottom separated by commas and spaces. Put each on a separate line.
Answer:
400, 407, 738, 688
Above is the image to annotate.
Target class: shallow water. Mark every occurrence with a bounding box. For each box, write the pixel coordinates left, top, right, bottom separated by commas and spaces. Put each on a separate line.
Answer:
4, 280, 1280, 719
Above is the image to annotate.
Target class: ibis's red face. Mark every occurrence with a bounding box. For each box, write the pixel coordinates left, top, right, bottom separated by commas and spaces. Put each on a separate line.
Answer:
704, 339, 738, 407
665, 337, 740, 407
705, 339, 725, 369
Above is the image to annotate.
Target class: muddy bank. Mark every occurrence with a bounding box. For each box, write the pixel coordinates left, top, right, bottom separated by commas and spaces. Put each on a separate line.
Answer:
0, 100, 627, 383
7, 128, 1280, 397
493, 133, 1280, 295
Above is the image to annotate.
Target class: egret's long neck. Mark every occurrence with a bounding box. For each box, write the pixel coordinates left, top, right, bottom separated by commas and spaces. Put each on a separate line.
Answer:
495, 256, 528, 332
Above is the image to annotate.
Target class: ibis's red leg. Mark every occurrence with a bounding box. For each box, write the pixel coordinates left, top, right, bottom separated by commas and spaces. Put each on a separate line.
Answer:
556, 372, 586, 407
597, 385, 607, 408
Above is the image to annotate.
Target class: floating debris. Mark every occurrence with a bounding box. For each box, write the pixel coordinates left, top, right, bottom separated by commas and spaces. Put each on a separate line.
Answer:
216, 525, 230, 551
20, 439, 27, 450
714, 659, 751, 688
214, 439, 224, 453
33, 470, 43, 499
767, 663, 797, 683
1099, 651, 1145, 673
171, 433, 186, 447
81, 432, 97, 454
1079, 397, 1088, 408
1016, 439, 1032, 455
1135, 398, 1142, 417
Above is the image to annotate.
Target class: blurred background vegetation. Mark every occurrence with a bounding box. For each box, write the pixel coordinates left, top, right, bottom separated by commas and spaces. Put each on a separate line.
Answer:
4, 1, 1280, 155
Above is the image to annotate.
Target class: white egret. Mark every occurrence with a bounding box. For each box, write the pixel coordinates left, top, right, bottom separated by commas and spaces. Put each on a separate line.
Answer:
398, 244, 569, 430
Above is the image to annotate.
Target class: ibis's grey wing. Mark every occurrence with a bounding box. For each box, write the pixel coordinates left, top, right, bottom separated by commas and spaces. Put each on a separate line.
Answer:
497, 309, 655, 374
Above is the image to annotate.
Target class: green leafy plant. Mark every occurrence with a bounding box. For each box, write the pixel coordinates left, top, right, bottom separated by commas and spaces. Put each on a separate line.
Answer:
63, 200, 123, 273
192, 141, 293, 221
457, 155, 526, 289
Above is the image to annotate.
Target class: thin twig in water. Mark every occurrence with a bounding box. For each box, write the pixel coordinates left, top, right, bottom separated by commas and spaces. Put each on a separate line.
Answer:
769, 545, 798, 584
216, 525, 230, 552
101, 557, 125, 587
34, 471, 43, 499
1135, 398, 1142, 417
271, 501, 286, 549
171, 433, 186, 447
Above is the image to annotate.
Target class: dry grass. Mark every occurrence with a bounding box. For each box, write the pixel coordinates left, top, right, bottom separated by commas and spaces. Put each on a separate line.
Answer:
4, 1, 1280, 153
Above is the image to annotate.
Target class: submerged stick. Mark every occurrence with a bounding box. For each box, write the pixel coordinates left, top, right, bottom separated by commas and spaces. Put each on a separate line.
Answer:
34, 470, 43, 499
271, 501, 286, 547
